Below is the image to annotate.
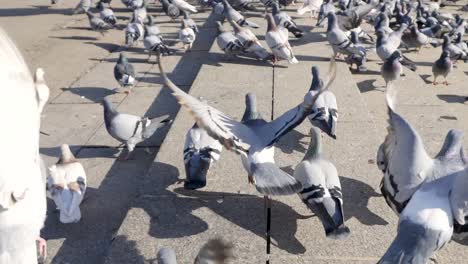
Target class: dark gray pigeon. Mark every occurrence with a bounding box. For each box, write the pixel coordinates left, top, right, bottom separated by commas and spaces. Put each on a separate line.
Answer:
113, 53, 135, 93
271, 2, 303, 38
86, 11, 110, 35
294, 127, 349, 239
161, 0, 181, 19
307, 66, 338, 139
442, 34, 467, 63
326, 13, 365, 58
158, 55, 337, 196
432, 50, 452, 86
102, 98, 172, 160
222, 0, 259, 28
381, 50, 403, 86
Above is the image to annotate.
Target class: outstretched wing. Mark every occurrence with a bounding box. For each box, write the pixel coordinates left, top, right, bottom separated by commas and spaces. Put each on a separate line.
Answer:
451, 168, 468, 226
158, 55, 254, 153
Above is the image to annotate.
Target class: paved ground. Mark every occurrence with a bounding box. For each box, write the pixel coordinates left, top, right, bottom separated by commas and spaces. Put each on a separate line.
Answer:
1, 1, 468, 263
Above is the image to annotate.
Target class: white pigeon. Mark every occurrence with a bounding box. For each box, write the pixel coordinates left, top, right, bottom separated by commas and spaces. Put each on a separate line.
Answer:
34, 68, 49, 114
297, 0, 323, 17
0, 27, 47, 264
47, 144, 87, 224
172, 0, 197, 13
179, 19, 196, 51
265, 14, 298, 64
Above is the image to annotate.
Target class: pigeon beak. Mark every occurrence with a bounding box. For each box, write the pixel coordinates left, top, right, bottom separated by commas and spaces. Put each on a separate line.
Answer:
184, 155, 210, 190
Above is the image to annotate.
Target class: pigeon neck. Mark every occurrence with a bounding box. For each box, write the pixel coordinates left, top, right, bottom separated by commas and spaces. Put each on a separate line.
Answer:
58, 145, 76, 164
272, 3, 280, 15
309, 69, 322, 91
103, 100, 117, 128
326, 14, 337, 32
242, 95, 261, 122
304, 127, 322, 161
266, 15, 277, 32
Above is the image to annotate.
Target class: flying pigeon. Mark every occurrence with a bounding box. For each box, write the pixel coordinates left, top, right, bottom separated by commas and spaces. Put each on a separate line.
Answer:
215, 21, 245, 57
229, 19, 271, 60
102, 98, 172, 160
47, 144, 87, 224
73, 0, 92, 15
158, 55, 337, 195
97, 1, 117, 26
179, 19, 196, 51
222, 0, 259, 29
114, 52, 136, 93
265, 14, 298, 64
376, 84, 466, 215
325, 13, 365, 59
144, 28, 173, 61
34, 68, 50, 114
293, 127, 349, 239
172, 0, 197, 13
125, 21, 144, 46
381, 50, 403, 87
161, 0, 181, 19
86, 11, 110, 35
184, 121, 223, 190
432, 50, 453, 86
307, 66, 338, 139
0, 27, 47, 264
271, 3, 303, 38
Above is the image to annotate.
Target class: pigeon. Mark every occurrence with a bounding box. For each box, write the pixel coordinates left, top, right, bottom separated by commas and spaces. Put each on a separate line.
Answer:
121, 0, 133, 8
97, 1, 117, 26
172, 0, 197, 13
114, 53, 136, 92
271, 3, 303, 38
265, 14, 298, 64
376, 30, 417, 71
229, 0, 257, 12
144, 28, 173, 61
0, 27, 47, 264
97, 0, 113, 6
72, 0, 91, 15
345, 31, 367, 72
157, 238, 234, 264
442, 34, 467, 63
184, 121, 223, 190
47, 144, 87, 224
326, 13, 365, 58
307, 66, 338, 139
222, 0, 259, 28
293, 127, 349, 239
215, 21, 245, 57
161, 0, 181, 19
125, 21, 144, 46
34, 68, 50, 114
316, 0, 335, 26
376, 84, 466, 215
129, 0, 145, 9
229, 19, 270, 60
335, 0, 380, 31
158, 55, 337, 195
374, 12, 393, 35
432, 50, 453, 86
181, 10, 199, 33
132, 6, 148, 24
145, 15, 162, 37
401, 23, 439, 51
179, 19, 196, 51
86, 12, 110, 35
102, 98, 172, 160
297, 0, 323, 18
454, 33, 468, 54
381, 50, 403, 87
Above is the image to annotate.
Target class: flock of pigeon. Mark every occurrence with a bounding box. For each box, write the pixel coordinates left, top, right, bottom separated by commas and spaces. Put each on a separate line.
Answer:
1, 0, 467, 263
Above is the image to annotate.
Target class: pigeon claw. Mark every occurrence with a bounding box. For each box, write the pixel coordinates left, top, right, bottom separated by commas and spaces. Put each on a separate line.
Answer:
248, 175, 255, 185
36, 237, 47, 264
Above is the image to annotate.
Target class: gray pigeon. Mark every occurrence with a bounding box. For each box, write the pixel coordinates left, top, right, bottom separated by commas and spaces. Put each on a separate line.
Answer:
181, 10, 199, 33
161, 0, 181, 19
345, 31, 367, 72
326, 13, 365, 58
125, 21, 144, 46
376, 30, 417, 71
271, 2, 303, 38
184, 122, 223, 190
307, 66, 338, 139
265, 14, 298, 64
229, 19, 271, 60
157, 238, 234, 264
145, 16, 162, 37
401, 23, 439, 51
316, 0, 335, 26
376, 85, 466, 215
454, 32, 468, 54
102, 98, 172, 160
222, 0, 259, 28
229, 0, 257, 12
381, 50, 403, 86
86, 11, 110, 35
158, 55, 337, 195
293, 127, 349, 239
157, 248, 177, 264
442, 35, 467, 63
215, 21, 245, 57
113, 53, 136, 92
73, 0, 91, 15
432, 50, 452, 86
144, 28, 173, 61
97, 1, 117, 26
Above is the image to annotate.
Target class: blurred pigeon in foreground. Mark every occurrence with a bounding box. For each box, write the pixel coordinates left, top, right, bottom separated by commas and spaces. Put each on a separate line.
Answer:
114, 53, 136, 93
294, 127, 349, 239
307, 66, 338, 139
432, 50, 452, 86
297, 0, 323, 18
265, 14, 298, 64
381, 50, 403, 87
158, 55, 337, 195
47, 144, 87, 224
34, 68, 50, 114
102, 98, 172, 160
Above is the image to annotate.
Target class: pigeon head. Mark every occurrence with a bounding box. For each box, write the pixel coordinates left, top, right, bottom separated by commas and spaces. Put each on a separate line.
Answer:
96, 1, 104, 10
58, 144, 76, 164
265, 14, 277, 32
310, 66, 323, 91
242, 93, 261, 121
118, 52, 129, 64
440, 50, 450, 59
388, 50, 402, 61
271, 2, 280, 14
326, 13, 337, 32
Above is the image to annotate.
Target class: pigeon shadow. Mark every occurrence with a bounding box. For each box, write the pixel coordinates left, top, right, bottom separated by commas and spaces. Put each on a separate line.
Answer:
437, 94, 468, 104
104, 235, 148, 264
357, 79, 380, 93
40, 145, 120, 160
340, 176, 388, 226
419, 74, 433, 84
61, 87, 118, 103
50, 36, 99, 41
0, 5, 72, 16
85, 42, 123, 53
276, 129, 308, 154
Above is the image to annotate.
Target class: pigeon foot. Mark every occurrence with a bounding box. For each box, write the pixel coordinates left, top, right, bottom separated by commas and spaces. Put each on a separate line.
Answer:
36, 237, 47, 264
